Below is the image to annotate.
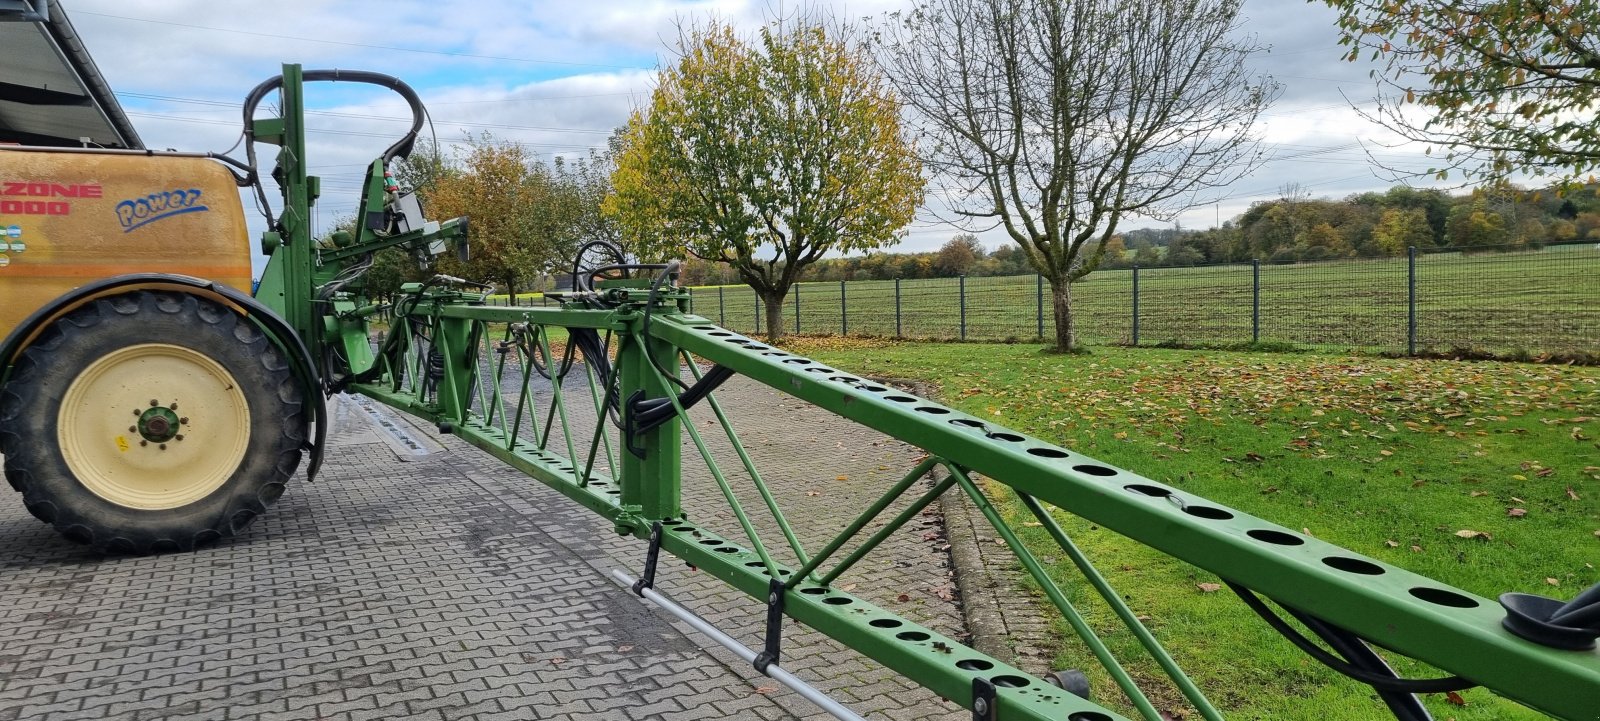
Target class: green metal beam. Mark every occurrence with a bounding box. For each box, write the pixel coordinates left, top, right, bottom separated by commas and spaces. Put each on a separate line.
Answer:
647, 313, 1600, 721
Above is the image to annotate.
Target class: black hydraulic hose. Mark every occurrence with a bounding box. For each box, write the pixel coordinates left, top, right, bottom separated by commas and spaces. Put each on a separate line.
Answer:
1225, 581, 1474, 695
242, 69, 425, 168
1286, 608, 1434, 721
237, 69, 427, 230
641, 260, 688, 392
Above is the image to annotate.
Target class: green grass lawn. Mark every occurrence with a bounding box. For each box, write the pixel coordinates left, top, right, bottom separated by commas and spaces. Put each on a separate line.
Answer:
783, 337, 1598, 720
692, 243, 1597, 359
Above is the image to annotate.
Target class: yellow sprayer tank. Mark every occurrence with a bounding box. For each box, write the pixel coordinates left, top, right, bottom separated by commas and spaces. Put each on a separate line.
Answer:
0, 148, 252, 337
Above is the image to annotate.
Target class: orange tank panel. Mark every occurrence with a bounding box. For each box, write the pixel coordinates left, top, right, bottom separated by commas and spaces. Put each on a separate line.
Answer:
0, 149, 252, 339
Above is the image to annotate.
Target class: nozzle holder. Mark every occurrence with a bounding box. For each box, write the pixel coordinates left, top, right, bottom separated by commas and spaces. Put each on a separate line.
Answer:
1500, 592, 1600, 651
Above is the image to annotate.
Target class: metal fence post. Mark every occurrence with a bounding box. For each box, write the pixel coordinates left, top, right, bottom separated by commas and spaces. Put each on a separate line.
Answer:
755, 295, 761, 334
1036, 275, 1044, 339
794, 284, 801, 334
1251, 259, 1260, 344
718, 286, 725, 325
959, 274, 967, 341
839, 280, 848, 336
1407, 246, 1417, 356
895, 278, 902, 338
1132, 265, 1140, 346
687, 286, 694, 315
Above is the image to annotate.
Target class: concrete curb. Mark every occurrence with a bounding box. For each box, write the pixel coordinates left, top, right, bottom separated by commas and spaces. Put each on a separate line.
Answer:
895, 379, 1061, 676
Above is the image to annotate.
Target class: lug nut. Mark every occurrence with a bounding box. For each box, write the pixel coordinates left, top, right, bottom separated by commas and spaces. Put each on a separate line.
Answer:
179, 417, 188, 425
159, 444, 166, 451
175, 435, 184, 442
133, 409, 141, 416
150, 399, 158, 407
140, 440, 148, 447
129, 426, 138, 434
170, 402, 178, 410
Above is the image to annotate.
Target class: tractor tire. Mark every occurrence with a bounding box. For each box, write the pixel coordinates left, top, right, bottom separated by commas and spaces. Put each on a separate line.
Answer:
0, 290, 305, 553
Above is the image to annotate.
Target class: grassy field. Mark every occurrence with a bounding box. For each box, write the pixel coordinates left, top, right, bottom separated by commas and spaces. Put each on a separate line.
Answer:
690, 243, 1597, 359
780, 337, 1598, 720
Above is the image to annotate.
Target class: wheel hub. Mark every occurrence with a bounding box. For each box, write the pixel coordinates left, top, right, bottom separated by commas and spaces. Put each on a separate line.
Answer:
58, 343, 251, 510
136, 406, 181, 444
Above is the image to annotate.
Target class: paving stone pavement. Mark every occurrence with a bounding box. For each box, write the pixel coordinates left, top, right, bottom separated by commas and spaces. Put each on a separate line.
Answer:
0, 370, 976, 721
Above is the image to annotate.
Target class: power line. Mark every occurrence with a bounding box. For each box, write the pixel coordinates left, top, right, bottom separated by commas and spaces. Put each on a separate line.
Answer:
118, 92, 620, 135
77, 10, 653, 71
123, 112, 601, 152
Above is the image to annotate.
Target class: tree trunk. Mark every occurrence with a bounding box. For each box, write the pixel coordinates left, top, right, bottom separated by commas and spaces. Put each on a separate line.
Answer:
762, 290, 786, 343
505, 277, 518, 306
1050, 279, 1076, 352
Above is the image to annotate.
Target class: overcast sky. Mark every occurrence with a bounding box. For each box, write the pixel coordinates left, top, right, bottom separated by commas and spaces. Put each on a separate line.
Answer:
61, 0, 1440, 272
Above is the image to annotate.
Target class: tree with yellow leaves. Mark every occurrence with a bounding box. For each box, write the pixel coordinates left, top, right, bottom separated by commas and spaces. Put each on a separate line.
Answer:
605, 16, 923, 341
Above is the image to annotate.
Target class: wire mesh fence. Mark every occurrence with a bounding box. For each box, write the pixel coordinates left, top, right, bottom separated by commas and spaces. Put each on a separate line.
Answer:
681, 241, 1597, 359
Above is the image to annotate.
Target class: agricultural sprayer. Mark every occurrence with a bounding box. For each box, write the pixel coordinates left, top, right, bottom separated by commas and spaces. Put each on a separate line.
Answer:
0, 66, 1594, 720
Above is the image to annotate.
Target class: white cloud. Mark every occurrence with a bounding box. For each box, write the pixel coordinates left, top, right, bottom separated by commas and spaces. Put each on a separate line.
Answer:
59, 0, 1462, 265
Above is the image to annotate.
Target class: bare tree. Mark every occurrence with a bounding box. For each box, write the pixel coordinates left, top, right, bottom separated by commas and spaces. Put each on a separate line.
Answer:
876, 0, 1280, 351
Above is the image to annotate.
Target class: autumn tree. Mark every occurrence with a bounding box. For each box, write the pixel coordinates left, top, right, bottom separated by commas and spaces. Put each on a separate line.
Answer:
399, 136, 572, 299
556, 130, 625, 255
1324, 0, 1600, 182
1446, 197, 1510, 247
607, 17, 923, 341
1373, 207, 1434, 255
877, 0, 1278, 351
936, 234, 984, 276
1100, 235, 1130, 268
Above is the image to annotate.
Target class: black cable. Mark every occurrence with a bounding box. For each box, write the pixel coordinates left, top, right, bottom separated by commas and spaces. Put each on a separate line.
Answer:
641, 260, 688, 392
1225, 581, 1474, 694
1288, 609, 1433, 721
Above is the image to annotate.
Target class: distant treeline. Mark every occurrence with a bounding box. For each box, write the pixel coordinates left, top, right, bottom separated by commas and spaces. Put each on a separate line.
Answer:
676, 183, 1600, 285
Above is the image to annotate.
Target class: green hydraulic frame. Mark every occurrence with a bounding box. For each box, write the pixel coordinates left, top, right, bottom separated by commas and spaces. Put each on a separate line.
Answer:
246, 64, 1600, 721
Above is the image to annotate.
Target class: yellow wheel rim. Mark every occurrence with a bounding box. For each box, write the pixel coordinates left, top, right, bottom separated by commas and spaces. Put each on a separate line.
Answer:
58, 343, 251, 510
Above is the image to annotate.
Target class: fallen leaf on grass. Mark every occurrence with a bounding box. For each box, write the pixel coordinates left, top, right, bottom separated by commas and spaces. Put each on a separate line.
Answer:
1384, 539, 1399, 548
1469, 491, 1488, 497
1446, 690, 1467, 707
1508, 508, 1527, 518
1196, 583, 1222, 593
1546, 577, 1561, 586
1022, 521, 1043, 528
1455, 529, 1492, 540
1567, 487, 1581, 501
1410, 545, 1424, 553
1512, 474, 1528, 481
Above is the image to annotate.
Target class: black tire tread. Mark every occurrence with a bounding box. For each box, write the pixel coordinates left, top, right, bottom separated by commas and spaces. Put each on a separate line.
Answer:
0, 290, 305, 553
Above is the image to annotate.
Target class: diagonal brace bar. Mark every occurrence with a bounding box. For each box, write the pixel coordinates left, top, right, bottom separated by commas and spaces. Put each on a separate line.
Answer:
950, 464, 1166, 721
